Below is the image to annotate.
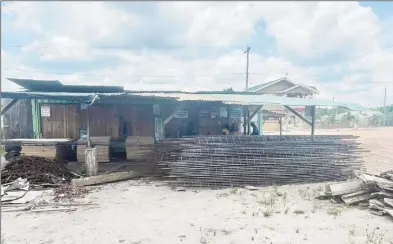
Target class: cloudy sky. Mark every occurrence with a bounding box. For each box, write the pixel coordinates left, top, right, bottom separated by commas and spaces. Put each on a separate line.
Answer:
1, 1, 392, 107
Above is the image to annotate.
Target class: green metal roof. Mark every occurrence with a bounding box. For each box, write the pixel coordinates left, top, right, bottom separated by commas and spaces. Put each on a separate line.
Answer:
123, 92, 364, 110
0, 91, 95, 103
7, 78, 124, 93
0, 91, 365, 111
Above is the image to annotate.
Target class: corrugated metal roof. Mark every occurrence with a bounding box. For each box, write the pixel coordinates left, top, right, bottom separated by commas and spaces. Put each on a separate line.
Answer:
7, 78, 62, 90
122, 92, 365, 110
7, 78, 124, 93
0, 91, 365, 111
0, 91, 95, 103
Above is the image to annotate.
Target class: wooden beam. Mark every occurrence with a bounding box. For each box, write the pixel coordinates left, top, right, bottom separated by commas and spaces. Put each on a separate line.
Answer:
284, 105, 312, 126
245, 105, 263, 125
71, 171, 142, 187
0, 99, 18, 116
164, 109, 177, 125
243, 106, 247, 135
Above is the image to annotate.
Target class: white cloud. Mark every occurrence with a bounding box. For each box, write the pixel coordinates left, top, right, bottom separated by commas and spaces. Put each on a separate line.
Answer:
2, 2, 392, 107
256, 2, 381, 57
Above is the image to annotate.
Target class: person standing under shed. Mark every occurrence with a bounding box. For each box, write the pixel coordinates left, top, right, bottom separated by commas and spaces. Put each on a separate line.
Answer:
250, 122, 260, 136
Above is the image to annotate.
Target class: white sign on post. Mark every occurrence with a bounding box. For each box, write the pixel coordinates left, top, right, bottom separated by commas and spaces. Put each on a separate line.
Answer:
41, 106, 51, 117
230, 106, 242, 118
220, 107, 228, 118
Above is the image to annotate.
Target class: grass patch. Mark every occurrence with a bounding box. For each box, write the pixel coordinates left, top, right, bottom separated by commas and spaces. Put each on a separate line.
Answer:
263, 210, 272, 217
326, 206, 346, 217
216, 192, 230, 198
364, 228, 386, 244
293, 210, 305, 215
229, 188, 239, 194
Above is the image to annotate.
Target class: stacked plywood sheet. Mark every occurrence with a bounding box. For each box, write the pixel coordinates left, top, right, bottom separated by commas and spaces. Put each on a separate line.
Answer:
77, 136, 111, 163
126, 136, 155, 161
13, 138, 73, 161
17, 139, 73, 162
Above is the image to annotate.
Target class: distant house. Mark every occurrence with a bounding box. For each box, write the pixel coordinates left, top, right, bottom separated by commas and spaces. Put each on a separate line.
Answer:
247, 77, 319, 131
247, 77, 318, 98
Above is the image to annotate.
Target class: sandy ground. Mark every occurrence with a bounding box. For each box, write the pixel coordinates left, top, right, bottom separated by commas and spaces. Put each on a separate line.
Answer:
2, 181, 393, 244
2, 127, 393, 244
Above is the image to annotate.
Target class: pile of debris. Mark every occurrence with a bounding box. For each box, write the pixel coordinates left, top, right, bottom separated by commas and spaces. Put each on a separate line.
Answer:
52, 185, 90, 202
2, 178, 97, 213
1, 156, 75, 185
323, 170, 393, 218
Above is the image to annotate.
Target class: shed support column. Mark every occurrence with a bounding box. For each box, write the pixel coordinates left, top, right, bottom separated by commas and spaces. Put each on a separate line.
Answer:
243, 106, 248, 135
279, 118, 282, 136
257, 107, 263, 135
311, 105, 316, 141
86, 107, 91, 148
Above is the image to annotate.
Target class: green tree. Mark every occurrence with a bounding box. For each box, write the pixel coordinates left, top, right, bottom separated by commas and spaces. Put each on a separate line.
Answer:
342, 112, 357, 127
223, 87, 235, 93
371, 114, 382, 126
327, 114, 336, 129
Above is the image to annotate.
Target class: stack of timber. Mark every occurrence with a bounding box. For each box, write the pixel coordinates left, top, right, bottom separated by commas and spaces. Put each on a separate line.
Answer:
158, 135, 367, 188
13, 139, 73, 162
126, 136, 155, 161
321, 170, 393, 219
77, 136, 110, 163
125, 136, 168, 176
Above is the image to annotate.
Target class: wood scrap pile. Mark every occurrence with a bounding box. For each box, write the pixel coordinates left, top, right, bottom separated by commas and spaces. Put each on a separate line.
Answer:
52, 185, 90, 202
1, 156, 75, 185
1, 178, 97, 213
322, 170, 393, 219
77, 136, 111, 163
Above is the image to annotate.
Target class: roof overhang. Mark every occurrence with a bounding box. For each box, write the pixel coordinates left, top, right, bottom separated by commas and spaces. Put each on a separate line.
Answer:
0, 91, 365, 111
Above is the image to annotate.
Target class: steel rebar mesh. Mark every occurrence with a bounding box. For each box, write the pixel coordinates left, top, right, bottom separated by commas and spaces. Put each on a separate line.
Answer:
158, 135, 367, 188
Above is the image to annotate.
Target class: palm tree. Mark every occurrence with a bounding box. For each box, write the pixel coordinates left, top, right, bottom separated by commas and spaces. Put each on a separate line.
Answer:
223, 87, 235, 93
342, 112, 356, 127
327, 114, 336, 129
371, 114, 382, 126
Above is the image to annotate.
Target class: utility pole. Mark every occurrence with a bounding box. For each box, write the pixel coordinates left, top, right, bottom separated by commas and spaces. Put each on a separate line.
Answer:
245, 46, 251, 91
244, 46, 251, 135
383, 88, 387, 126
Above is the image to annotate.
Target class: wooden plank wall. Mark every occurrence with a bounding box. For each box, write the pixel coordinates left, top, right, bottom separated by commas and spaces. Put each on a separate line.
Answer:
1, 99, 33, 139
40, 104, 152, 140
41, 104, 81, 139
118, 104, 153, 137
80, 105, 119, 140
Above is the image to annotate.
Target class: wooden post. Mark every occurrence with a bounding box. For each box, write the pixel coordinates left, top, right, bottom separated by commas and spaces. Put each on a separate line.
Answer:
85, 148, 98, 176
311, 105, 316, 141
279, 118, 282, 136
86, 107, 92, 148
